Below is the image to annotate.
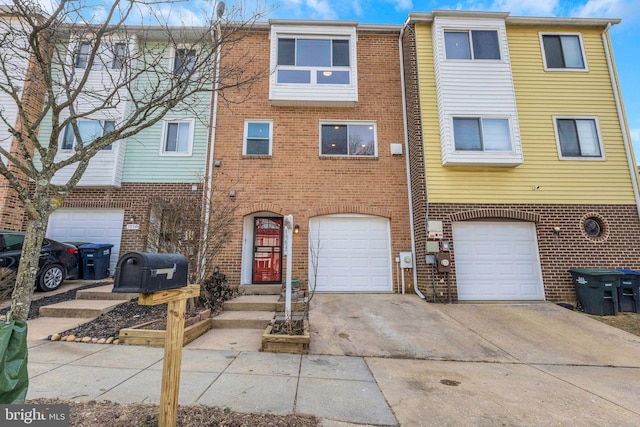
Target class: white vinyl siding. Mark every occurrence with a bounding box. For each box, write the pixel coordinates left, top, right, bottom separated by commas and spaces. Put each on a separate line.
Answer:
433, 17, 523, 167
269, 24, 358, 107
452, 222, 545, 301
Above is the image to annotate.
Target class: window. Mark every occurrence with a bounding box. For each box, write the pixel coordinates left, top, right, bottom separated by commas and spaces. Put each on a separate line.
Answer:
75, 41, 91, 68
173, 48, 196, 76
453, 118, 512, 152
112, 43, 126, 70
541, 34, 586, 70
243, 120, 272, 155
276, 38, 350, 85
554, 117, 602, 159
445, 30, 500, 60
62, 120, 115, 150
320, 123, 376, 156
161, 119, 193, 155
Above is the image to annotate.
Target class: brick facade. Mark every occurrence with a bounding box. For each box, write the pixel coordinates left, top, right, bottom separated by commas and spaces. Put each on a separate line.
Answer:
415, 203, 640, 303
58, 183, 203, 254
209, 27, 413, 290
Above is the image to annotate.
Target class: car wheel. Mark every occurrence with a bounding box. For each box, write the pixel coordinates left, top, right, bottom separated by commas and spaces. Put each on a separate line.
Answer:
37, 264, 65, 291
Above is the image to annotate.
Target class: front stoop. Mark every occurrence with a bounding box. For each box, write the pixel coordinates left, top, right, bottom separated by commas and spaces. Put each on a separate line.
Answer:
76, 285, 137, 301
239, 284, 282, 295
211, 310, 275, 329
223, 295, 279, 311
39, 299, 123, 318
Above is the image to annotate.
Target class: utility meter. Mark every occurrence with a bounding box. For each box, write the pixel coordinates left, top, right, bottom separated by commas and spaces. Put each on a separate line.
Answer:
399, 252, 413, 268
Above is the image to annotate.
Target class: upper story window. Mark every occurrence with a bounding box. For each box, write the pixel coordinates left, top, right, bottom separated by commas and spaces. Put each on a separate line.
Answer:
111, 43, 126, 70
173, 48, 197, 76
62, 120, 115, 150
276, 38, 350, 85
161, 119, 194, 156
453, 117, 512, 152
320, 122, 376, 157
541, 34, 586, 70
554, 117, 603, 159
243, 120, 272, 155
444, 30, 500, 60
75, 41, 91, 68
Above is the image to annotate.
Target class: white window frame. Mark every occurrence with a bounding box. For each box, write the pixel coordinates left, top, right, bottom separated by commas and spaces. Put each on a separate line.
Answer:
452, 116, 513, 152
74, 41, 91, 69
539, 32, 588, 72
169, 45, 198, 77
318, 121, 378, 158
111, 42, 127, 70
275, 36, 352, 86
553, 116, 604, 160
60, 119, 115, 151
444, 29, 501, 61
243, 119, 273, 156
159, 118, 195, 156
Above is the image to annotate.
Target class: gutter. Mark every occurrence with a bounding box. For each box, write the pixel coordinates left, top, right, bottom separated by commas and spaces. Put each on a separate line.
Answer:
399, 18, 425, 300
601, 23, 640, 219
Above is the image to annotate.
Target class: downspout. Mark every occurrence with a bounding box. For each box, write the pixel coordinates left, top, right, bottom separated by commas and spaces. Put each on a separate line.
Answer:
399, 19, 425, 299
201, 14, 223, 277
602, 23, 640, 219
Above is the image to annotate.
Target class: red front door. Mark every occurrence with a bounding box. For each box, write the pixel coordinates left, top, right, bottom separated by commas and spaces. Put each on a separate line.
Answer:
252, 217, 283, 283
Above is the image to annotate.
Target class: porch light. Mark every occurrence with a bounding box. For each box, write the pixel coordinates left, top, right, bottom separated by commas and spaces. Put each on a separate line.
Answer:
294, 224, 300, 234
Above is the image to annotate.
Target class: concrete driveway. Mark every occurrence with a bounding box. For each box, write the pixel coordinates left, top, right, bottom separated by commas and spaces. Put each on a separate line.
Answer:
310, 294, 640, 426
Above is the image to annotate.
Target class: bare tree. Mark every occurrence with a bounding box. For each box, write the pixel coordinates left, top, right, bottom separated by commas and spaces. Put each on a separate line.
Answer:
0, 0, 266, 325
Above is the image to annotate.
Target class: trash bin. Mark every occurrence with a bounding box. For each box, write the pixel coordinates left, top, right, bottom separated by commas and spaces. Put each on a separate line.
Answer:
568, 268, 622, 316
616, 269, 640, 314
79, 243, 114, 280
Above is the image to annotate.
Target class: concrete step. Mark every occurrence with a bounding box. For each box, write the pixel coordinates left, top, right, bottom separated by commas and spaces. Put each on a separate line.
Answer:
224, 295, 279, 311
184, 328, 264, 351
239, 284, 282, 295
211, 310, 274, 329
76, 285, 137, 301
39, 299, 125, 318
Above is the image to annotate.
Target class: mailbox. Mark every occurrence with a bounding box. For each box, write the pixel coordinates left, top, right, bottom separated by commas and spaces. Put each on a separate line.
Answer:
113, 252, 188, 294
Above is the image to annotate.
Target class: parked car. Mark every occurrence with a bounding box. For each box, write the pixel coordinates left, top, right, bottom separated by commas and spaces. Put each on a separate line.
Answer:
0, 231, 80, 291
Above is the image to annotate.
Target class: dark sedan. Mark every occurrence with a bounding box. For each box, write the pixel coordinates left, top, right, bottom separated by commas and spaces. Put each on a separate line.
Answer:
0, 231, 80, 291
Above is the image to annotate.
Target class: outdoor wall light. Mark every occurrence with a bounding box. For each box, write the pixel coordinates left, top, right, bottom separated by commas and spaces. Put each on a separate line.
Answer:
229, 190, 236, 197
552, 226, 561, 236
294, 224, 300, 234
129, 215, 136, 223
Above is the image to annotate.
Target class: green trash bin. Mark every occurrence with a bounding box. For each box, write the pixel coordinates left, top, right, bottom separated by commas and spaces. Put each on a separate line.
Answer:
568, 268, 622, 316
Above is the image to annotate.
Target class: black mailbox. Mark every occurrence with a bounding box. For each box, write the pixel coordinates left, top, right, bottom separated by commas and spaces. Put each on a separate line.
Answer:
113, 252, 188, 294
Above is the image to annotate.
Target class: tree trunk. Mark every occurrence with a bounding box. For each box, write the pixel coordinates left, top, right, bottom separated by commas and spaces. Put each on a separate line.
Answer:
8, 216, 49, 323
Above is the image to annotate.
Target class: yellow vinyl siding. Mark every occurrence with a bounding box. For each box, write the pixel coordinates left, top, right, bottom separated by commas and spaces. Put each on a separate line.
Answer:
415, 23, 636, 204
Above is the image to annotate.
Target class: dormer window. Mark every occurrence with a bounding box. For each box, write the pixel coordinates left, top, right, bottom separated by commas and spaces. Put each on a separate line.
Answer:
276, 38, 350, 85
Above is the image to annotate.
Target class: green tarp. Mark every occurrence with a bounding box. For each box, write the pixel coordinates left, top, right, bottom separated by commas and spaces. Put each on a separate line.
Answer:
0, 321, 28, 404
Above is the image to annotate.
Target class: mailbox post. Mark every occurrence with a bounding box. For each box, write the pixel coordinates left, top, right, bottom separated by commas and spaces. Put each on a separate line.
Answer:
113, 252, 194, 427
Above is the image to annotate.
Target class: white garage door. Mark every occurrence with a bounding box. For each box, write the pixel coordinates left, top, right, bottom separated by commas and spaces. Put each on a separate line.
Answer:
452, 221, 545, 301
47, 209, 125, 275
309, 215, 392, 292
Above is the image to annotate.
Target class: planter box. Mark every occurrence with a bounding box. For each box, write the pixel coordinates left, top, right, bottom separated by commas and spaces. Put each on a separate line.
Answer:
119, 317, 211, 347
261, 320, 309, 354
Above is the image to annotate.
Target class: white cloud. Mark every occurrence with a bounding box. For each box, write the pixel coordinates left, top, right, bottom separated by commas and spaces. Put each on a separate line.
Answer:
305, 0, 339, 20
572, 0, 636, 18
631, 128, 640, 145
490, 0, 559, 16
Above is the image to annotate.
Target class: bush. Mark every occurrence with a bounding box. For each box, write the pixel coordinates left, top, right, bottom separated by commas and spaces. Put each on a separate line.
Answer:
199, 267, 238, 312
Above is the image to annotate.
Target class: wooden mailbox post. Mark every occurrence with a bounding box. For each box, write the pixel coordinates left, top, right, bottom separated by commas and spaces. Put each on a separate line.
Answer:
138, 284, 200, 427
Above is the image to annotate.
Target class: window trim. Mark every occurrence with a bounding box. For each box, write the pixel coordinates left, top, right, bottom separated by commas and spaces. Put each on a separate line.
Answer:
111, 42, 127, 70
318, 120, 378, 158
74, 41, 91, 69
444, 29, 502, 61
61, 119, 116, 151
243, 119, 273, 156
274, 35, 353, 86
539, 32, 588, 72
553, 116, 604, 161
452, 116, 514, 153
159, 118, 195, 156
169, 45, 198, 77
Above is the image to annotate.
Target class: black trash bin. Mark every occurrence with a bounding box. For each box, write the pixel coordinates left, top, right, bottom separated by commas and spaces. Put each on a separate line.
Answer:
616, 269, 640, 314
79, 243, 114, 280
568, 268, 622, 316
